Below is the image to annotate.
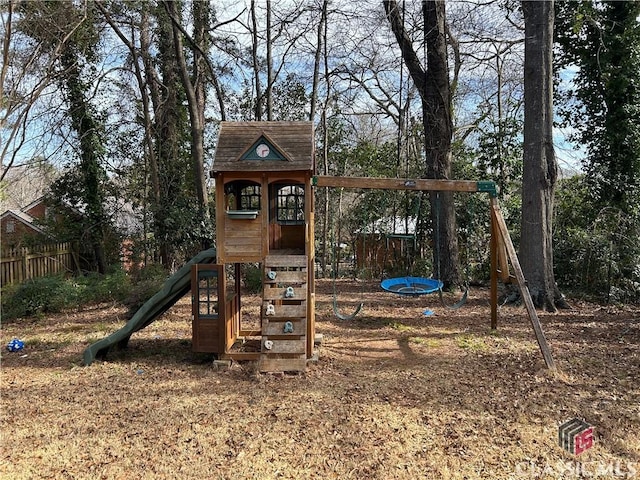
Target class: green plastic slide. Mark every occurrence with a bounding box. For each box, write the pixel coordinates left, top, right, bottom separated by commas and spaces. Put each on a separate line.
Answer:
83, 248, 217, 365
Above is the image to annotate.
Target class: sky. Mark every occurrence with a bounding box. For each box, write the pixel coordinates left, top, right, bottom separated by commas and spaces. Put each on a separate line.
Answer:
1, 0, 588, 186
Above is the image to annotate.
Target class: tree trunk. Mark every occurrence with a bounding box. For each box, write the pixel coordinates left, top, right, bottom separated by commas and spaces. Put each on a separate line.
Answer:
384, 0, 460, 288
266, 0, 273, 120
423, 0, 460, 289
192, 0, 211, 245
250, 0, 262, 120
139, 5, 162, 211
155, 2, 181, 269
139, 5, 163, 264
310, 0, 328, 122
319, 7, 331, 278
521, 0, 566, 311
166, 0, 210, 231
60, 48, 107, 274
124, 3, 163, 266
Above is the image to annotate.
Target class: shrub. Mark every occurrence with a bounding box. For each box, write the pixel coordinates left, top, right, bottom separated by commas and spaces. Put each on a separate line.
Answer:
1, 275, 83, 319
554, 176, 640, 303
122, 264, 168, 315
242, 263, 263, 293
130, 263, 167, 283
1, 267, 151, 320
60, 270, 129, 307
84, 269, 131, 304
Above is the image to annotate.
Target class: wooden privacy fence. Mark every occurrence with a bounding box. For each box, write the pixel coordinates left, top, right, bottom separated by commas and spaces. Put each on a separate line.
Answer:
1, 242, 75, 286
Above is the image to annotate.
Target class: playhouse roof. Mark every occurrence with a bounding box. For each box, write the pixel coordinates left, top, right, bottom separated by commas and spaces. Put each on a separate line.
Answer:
211, 121, 314, 174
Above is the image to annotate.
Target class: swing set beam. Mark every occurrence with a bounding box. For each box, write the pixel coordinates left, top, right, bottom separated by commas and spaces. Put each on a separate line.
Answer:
313, 175, 497, 196
313, 175, 556, 370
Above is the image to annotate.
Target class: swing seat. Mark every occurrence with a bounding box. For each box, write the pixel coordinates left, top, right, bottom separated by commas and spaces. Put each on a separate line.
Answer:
380, 276, 443, 296
333, 299, 364, 321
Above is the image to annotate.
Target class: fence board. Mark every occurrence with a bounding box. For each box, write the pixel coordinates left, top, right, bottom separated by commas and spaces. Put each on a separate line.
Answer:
1, 243, 74, 285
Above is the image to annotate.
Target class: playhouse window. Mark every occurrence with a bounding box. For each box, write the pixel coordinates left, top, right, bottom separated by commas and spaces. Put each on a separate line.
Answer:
239, 185, 261, 210
225, 181, 261, 211
276, 184, 304, 223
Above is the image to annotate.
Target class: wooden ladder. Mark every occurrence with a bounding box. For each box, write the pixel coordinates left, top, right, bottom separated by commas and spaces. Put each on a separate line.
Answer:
259, 255, 308, 372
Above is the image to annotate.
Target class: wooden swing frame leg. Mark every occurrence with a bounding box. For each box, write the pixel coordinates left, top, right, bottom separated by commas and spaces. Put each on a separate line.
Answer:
490, 198, 556, 370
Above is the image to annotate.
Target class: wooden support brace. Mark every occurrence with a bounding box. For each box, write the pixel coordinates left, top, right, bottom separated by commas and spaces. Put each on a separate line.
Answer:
496, 234, 512, 283
490, 198, 556, 370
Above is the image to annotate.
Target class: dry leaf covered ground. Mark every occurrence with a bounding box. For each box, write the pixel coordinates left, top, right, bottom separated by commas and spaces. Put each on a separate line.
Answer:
1, 279, 639, 479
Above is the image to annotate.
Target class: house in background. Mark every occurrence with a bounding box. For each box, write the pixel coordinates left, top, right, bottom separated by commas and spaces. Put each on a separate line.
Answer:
0, 196, 77, 285
1, 196, 51, 250
2, 189, 144, 262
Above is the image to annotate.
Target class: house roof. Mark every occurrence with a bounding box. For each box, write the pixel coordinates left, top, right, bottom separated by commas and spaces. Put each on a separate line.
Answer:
21, 195, 47, 213
1, 190, 143, 238
0, 209, 47, 234
211, 121, 314, 174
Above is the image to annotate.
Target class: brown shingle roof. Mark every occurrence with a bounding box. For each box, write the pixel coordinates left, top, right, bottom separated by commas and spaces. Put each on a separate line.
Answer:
211, 121, 314, 173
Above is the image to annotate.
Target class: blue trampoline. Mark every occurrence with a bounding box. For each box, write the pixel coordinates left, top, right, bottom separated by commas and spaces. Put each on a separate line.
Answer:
380, 276, 443, 296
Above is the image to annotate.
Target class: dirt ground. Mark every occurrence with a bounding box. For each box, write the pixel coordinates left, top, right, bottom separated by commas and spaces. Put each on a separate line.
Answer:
1, 279, 639, 479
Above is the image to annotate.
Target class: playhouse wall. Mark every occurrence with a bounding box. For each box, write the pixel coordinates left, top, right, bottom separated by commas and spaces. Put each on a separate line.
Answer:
221, 217, 263, 262
269, 224, 305, 250
224, 294, 239, 352
191, 263, 226, 354
192, 318, 222, 353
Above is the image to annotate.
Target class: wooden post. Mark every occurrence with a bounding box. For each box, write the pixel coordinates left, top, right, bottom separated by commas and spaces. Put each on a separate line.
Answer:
22, 247, 29, 281
234, 262, 242, 347
490, 206, 499, 330
496, 237, 511, 283
490, 198, 556, 370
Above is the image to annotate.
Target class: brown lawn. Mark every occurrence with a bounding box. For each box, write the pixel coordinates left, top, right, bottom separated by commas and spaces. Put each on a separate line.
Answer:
1, 279, 639, 479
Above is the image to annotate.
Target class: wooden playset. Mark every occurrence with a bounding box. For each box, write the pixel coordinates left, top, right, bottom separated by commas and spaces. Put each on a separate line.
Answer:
83, 120, 554, 370
191, 121, 316, 373
190, 121, 554, 373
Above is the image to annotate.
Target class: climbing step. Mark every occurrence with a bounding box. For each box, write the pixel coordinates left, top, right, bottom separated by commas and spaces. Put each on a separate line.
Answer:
260, 254, 308, 373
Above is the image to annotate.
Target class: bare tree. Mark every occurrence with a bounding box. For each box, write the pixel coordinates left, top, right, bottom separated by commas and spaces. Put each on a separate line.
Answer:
249, 0, 263, 120
0, 0, 87, 178
164, 0, 210, 229
309, 0, 329, 121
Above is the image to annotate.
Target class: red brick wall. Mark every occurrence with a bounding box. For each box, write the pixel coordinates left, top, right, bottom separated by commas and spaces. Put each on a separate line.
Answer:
23, 202, 47, 220
1, 216, 43, 249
